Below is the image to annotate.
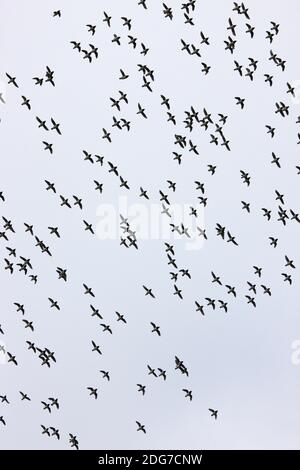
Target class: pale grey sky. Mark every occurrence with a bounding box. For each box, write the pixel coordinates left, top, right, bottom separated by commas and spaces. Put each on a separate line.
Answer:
0, 0, 300, 450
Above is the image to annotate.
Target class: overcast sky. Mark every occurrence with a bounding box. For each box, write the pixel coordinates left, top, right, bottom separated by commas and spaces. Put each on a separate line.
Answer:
0, 0, 300, 450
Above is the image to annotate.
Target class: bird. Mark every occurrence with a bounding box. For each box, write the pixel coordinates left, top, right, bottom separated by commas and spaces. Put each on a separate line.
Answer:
140, 43, 149, 56
4, 258, 13, 274
6, 246, 16, 257
102, 128, 111, 143
227, 231, 238, 246
6, 73, 18, 87
261, 285, 272, 296
150, 322, 161, 336
247, 282, 257, 294
266, 125, 275, 138
136, 421, 146, 433
157, 368, 166, 380
137, 103, 147, 118
275, 101, 289, 117
33, 77, 43, 85
162, 3, 173, 20
227, 17, 236, 36
73, 195, 83, 209
265, 29, 274, 43
211, 271, 222, 285
116, 311, 126, 323
90, 305, 103, 320
108, 161, 119, 175
147, 365, 157, 377
143, 285, 155, 298
235, 96, 245, 109
7, 352, 18, 365
290, 209, 300, 223
200, 31, 209, 45
120, 176, 130, 189
287, 82, 295, 97
253, 266, 262, 277
240, 170, 251, 186
83, 220, 94, 234
173, 284, 183, 299
138, 0, 147, 8
69, 434, 79, 450
36, 116, 49, 130
262, 208, 272, 221
208, 409, 218, 419
48, 298, 60, 310
0, 395, 9, 404
41, 401, 51, 413
160, 95, 170, 110
180, 268, 191, 279
245, 295, 256, 307
103, 11, 111, 27
205, 298, 216, 310
19, 391, 30, 401
164, 243, 175, 255
70, 41, 81, 51
270, 21, 280, 34
284, 256, 295, 269
42, 141, 53, 154
44, 66, 57, 88
241, 201, 250, 213
175, 356, 189, 376
271, 152, 280, 167
83, 284, 95, 297
218, 300, 228, 312
45, 180, 56, 193
246, 23, 255, 38
245, 68, 254, 81
91, 340, 102, 355
137, 384, 146, 395
56, 267, 67, 281
208, 164, 217, 175
89, 44, 98, 58
0, 416, 6, 426
87, 387, 98, 399
281, 273, 292, 285
119, 69, 129, 80
269, 237, 278, 248
24, 223, 34, 235
21, 95, 31, 110
248, 57, 258, 70
86, 24, 96, 35
195, 301, 205, 316
139, 187, 149, 199
275, 190, 284, 205
14, 302, 25, 314
50, 118, 61, 135
49, 397, 59, 409
41, 425, 50, 436
100, 370, 110, 381
48, 226, 60, 238
100, 323, 112, 334
183, 389, 193, 401
264, 74, 273, 86
22, 319, 34, 332
83, 150, 94, 164
50, 427, 60, 440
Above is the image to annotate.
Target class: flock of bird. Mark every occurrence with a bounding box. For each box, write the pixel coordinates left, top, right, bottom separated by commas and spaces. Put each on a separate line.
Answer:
0, 1, 298, 449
